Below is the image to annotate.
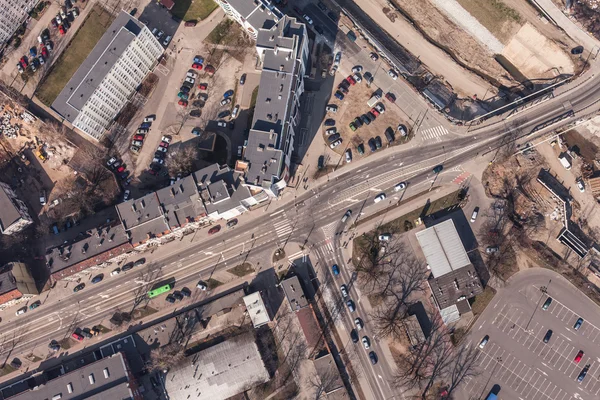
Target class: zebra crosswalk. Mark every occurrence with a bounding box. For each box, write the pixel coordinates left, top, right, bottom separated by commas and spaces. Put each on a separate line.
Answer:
273, 218, 293, 238
321, 222, 338, 239
420, 125, 449, 142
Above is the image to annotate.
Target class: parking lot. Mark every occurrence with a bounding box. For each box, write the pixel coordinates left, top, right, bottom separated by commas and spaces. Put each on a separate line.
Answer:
461, 269, 600, 400
138, 1, 179, 47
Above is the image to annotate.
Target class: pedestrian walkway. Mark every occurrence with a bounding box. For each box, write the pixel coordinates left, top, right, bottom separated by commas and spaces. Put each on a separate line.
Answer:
420, 125, 449, 142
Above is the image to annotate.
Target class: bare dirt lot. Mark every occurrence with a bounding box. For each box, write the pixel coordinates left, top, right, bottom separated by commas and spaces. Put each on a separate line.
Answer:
324, 74, 410, 160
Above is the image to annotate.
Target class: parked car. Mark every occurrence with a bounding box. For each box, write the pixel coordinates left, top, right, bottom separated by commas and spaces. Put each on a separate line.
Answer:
240, 74, 246, 85
394, 182, 406, 191
163, 35, 172, 46
355, 318, 364, 330
91, 274, 103, 284
574, 317, 584, 330
578, 364, 590, 382
543, 329, 553, 343
368, 138, 377, 152
197, 281, 207, 290
374, 193, 386, 203
356, 143, 364, 154
388, 70, 398, 80
192, 63, 203, 70
542, 297, 552, 310
350, 329, 359, 343
369, 351, 378, 365
231, 105, 240, 118
479, 335, 489, 348
346, 300, 356, 312
220, 98, 232, 106
574, 350, 584, 363
340, 284, 348, 298
178, 99, 188, 107
378, 233, 392, 241
208, 225, 221, 235
123, 190, 130, 201
329, 139, 342, 149
15, 307, 27, 316
71, 332, 84, 342
374, 136, 382, 149
470, 207, 479, 223
217, 121, 227, 128
345, 149, 352, 163
362, 336, 370, 349
324, 119, 335, 126
486, 246, 499, 254
73, 283, 85, 292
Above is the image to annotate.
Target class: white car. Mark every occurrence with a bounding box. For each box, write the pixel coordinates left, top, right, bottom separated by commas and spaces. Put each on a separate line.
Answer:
220, 98, 232, 106
353, 74, 362, 83
163, 35, 172, 46
355, 318, 363, 330
152, 157, 164, 165
375, 103, 385, 114
479, 335, 489, 349
470, 208, 479, 223
217, 121, 227, 128
185, 77, 195, 85
303, 14, 313, 25
231, 105, 240, 118
388, 70, 398, 80
374, 193, 386, 203
334, 52, 342, 65
326, 105, 338, 113
156, 146, 167, 153
345, 149, 352, 163
197, 281, 207, 290
577, 179, 585, 192
144, 115, 156, 122
394, 182, 406, 191
329, 139, 342, 149
362, 336, 370, 349
106, 157, 117, 167
378, 233, 392, 241
352, 66, 363, 73
161, 135, 172, 143
40, 192, 46, 205
123, 190, 130, 201
132, 140, 143, 147
110, 268, 121, 276
186, 71, 197, 79
15, 307, 26, 316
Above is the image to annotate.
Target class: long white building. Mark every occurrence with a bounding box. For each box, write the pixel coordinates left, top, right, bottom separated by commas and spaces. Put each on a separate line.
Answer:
52, 11, 163, 140
215, 0, 284, 38
0, 0, 38, 46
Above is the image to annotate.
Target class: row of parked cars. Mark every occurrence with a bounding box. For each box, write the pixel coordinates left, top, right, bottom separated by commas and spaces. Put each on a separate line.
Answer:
107, 156, 131, 185
17, 30, 52, 74
131, 115, 155, 153
51, 3, 79, 35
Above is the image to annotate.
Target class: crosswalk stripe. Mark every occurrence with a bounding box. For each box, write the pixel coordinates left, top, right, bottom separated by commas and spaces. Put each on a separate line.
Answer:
420, 125, 449, 141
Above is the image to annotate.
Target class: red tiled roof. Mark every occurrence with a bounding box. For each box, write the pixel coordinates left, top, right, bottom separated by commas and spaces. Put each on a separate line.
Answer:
51, 242, 134, 280
0, 289, 23, 306
297, 306, 326, 354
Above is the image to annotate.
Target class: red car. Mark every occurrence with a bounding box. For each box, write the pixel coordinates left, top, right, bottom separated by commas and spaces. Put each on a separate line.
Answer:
208, 225, 221, 235
385, 92, 396, 103
71, 332, 84, 342
178, 99, 188, 107
371, 108, 379, 116
133, 134, 144, 141
198, 83, 208, 90
19, 57, 28, 68
574, 350, 584, 363
59, 25, 66, 35
205, 65, 215, 74
159, 141, 169, 148
117, 166, 125, 173
41, 46, 49, 58
192, 63, 203, 70
346, 75, 356, 85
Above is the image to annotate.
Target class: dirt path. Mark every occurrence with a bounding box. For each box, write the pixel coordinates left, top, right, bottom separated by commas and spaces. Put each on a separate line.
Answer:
351, 0, 496, 98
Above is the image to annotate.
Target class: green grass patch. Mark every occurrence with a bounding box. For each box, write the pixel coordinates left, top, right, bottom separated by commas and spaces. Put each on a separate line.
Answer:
94, 324, 111, 334
132, 306, 158, 320
0, 364, 15, 377
206, 278, 223, 290
172, 0, 218, 21
455, 0, 522, 42
469, 286, 497, 317
250, 86, 259, 108
35, 4, 114, 106
205, 19, 233, 44
227, 262, 254, 277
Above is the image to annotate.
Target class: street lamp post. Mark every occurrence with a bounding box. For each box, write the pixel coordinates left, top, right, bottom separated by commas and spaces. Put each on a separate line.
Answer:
525, 279, 551, 331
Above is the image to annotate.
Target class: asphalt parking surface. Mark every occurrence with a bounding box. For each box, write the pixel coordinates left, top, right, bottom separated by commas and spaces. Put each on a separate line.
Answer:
461, 269, 600, 400
139, 2, 179, 47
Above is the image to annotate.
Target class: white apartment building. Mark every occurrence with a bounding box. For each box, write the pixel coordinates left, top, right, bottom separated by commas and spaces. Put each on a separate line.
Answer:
215, 0, 283, 38
52, 11, 163, 140
0, 0, 38, 46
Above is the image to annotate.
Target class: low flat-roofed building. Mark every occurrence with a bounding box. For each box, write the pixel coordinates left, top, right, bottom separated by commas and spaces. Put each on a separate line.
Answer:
46, 223, 133, 282
416, 219, 471, 278
404, 314, 425, 347
428, 265, 483, 324
243, 291, 271, 328
164, 332, 269, 400
7, 352, 141, 400
281, 275, 308, 311
313, 353, 345, 396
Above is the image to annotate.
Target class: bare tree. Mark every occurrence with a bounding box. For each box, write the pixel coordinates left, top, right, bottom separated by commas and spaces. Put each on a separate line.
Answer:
307, 366, 341, 400
167, 146, 198, 176
444, 344, 481, 398
130, 266, 163, 314
147, 343, 185, 372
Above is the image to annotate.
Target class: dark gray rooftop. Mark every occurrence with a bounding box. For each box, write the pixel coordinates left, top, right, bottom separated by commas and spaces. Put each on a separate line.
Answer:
223, 0, 260, 19
8, 352, 133, 400
155, 175, 205, 229
281, 275, 308, 311
116, 192, 169, 245
428, 266, 483, 312
52, 12, 146, 123
193, 163, 235, 187
422, 80, 456, 110
0, 183, 23, 233
244, 129, 284, 188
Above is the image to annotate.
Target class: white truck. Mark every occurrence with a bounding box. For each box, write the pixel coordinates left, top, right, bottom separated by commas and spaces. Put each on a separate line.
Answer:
367, 94, 381, 108
559, 154, 571, 170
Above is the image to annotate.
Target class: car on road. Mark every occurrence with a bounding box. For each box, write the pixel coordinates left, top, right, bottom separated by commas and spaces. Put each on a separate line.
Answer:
432, 165, 443, 174
340, 284, 348, 298
208, 225, 221, 235
341, 210, 352, 222
470, 208, 479, 223
29, 300, 41, 310
346, 299, 356, 312
91, 274, 104, 284
355, 318, 363, 330
486, 246, 499, 254
479, 335, 489, 348
394, 182, 406, 192
73, 283, 85, 293
388, 70, 398, 80
369, 351, 378, 365
15, 307, 27, 316
374, 193, 386, 203
197, 281, 207, 290
577, 364, 590, 382
574, 317, 584, 330
542, 297, 553, 310
332, 264, 340, 276
226, 218, 238, 228
543, 329, 552, 343
71, 332, 84, 342
574, 350, 584, 363
350, 329, 359, 343
362, 336, 370, 349
303, 14, 313, 25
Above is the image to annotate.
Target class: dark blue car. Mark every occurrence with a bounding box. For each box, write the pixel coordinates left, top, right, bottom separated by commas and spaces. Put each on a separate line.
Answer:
223, 90, 234, 98
335, 91, 344, 100
140, 122, 151, 129
332, 264, 340, 275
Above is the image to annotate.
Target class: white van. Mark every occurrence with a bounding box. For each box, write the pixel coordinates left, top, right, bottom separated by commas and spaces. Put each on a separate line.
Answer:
470, 208, 479, 223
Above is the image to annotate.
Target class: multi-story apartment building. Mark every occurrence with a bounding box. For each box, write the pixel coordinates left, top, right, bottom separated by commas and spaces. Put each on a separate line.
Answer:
215, 0, 308, 197
214, 0, 283, 38
0, 181, 33, 235
0, 0, 38, 46
52, 11, 163, 140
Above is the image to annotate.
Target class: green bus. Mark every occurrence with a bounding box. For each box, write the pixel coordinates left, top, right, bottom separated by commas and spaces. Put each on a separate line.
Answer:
147, 283, 173, 298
